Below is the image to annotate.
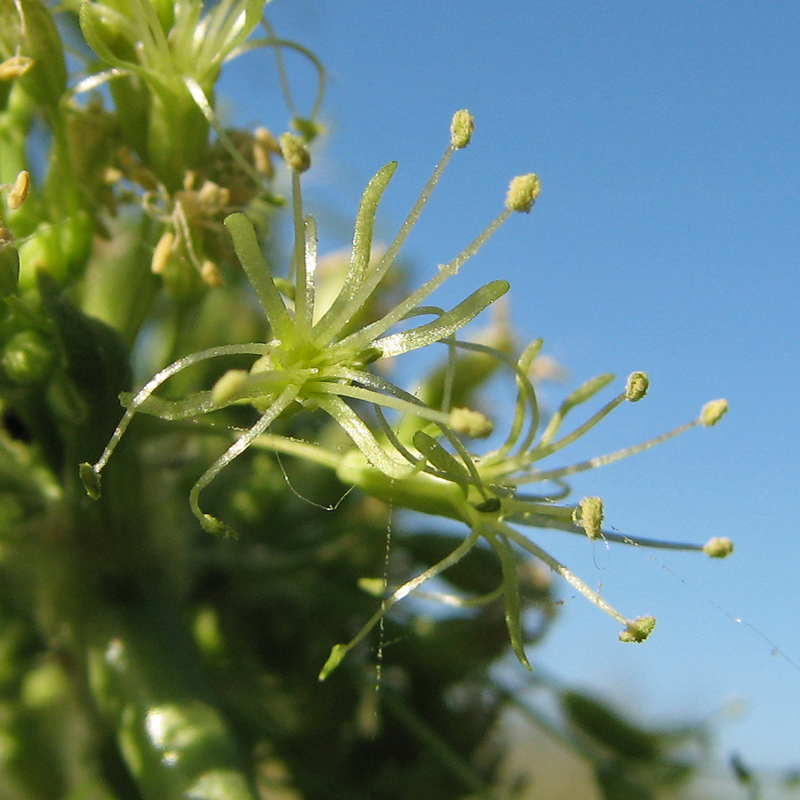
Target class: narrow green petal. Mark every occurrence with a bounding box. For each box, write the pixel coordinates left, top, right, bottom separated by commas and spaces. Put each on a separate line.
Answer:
484, 524, 532, 671
313, 162, 397, 343
372, 280, 509, 358
314, 394, 414, 479
412, 431, 471, 495
224, 213, 293, 340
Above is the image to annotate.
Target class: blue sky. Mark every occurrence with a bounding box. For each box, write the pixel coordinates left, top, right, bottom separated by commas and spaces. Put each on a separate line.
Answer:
223, 0, 800, 779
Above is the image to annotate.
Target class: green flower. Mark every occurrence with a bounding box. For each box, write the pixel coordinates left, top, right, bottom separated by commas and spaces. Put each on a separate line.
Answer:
82, 111, 533, 535
78, 0, 266, 187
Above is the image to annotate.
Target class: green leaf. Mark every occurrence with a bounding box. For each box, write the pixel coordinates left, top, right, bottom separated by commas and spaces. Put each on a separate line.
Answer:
37, 270, 131, 460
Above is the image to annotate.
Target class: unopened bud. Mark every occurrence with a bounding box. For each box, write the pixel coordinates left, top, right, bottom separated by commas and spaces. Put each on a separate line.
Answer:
1, 329, 55, 384
450, 110, 474, 149
703, 536, 733, 558
448, 406, 494, 439
505, 174, 541, 213
572, 496, 604, 540
280, 133, 311, 173
701, 399, 728, 427
625, 371, 649, 401
619, 615, 656, 643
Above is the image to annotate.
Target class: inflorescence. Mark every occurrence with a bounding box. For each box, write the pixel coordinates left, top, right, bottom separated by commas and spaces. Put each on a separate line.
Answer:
81, 111, 732, 679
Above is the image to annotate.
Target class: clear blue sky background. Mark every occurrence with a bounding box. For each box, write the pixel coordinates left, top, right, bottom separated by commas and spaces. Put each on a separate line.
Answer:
222, 0, 800, 779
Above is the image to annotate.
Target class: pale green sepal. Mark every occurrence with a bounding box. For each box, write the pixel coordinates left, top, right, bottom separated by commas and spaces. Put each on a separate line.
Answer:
78, 3, 145, 76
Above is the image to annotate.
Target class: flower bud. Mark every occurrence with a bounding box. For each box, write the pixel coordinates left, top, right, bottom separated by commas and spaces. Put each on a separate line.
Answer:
450, 109, 474, 149
619, 615, 656, 643
1, 329, 56, 384
505, 173, 541, 213
0, 0, 67, 109
280, 133, 311, 173
572, 496, 604, 540
702, 536, 733, 558
212, 369, 249, 404
448, 406, 494, 439
625, 371, 649, 401
701, 399, 728, 427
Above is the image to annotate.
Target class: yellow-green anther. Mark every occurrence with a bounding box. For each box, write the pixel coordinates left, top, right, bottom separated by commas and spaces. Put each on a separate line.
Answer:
279, 133, 311, 174
7, 170, 29, 209
0, 54, 33, 80
619, 615, 656, 643
253, 127, 280, 177
357, 577, 386, 597
212, 369, 249, 404
505, 173, 541, 213
255, 127, 281, 153
80, 463, 101, 499
201, 260, 223, 288
450, 109, 474, 149
572, 496, 604, 540
701, 398, 728, 427
448, 406, 494, 439
703, 536, 734, 558
625, 371, 649, 401
151, 231, 174, 275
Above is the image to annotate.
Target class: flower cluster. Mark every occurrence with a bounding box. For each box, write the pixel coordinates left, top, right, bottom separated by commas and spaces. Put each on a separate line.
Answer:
81, 111, 731, 678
